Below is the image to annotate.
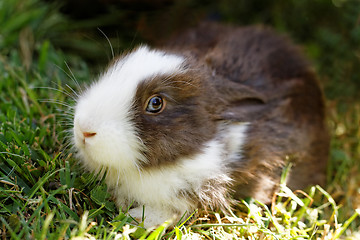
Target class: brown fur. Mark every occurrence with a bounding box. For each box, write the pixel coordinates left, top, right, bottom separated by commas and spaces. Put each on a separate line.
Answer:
117, 22, 328, 207
160, 22, 329, 203
132, 70, 220, 166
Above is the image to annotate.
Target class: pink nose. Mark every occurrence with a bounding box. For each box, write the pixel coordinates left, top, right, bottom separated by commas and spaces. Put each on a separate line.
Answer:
83, 132, 97, 138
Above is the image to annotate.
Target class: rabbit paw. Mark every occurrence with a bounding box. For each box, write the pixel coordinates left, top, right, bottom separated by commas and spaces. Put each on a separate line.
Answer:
128, 206, 177, 228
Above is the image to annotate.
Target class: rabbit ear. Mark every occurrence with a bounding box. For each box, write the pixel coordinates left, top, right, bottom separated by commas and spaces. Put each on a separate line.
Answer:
213, 77, 267, 122
214, 77, 266, 104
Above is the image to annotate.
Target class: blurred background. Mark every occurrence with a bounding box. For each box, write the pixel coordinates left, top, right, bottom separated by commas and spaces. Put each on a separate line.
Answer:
48, 0, 360, 101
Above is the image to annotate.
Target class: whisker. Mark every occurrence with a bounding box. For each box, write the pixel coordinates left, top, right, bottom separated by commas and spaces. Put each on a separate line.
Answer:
62, 123, 73, 129
61, 134, 73, 143
65, 83, 80, 99
55, 116, 74, 122
55, 112, 74, 117
57, 117, 74, 123
59, 119, 74, 125
62, 136, 74, 142
39, 99, 74, 109
54, 107, 75, 114
57, 118, 73, 123
98, 27, 115, 59
61, 142, 73, 154
62, 133, 73, 139
49, 81, 78, 102
58, 119, 74, 126
64, 61, 82, 93
54, 64, 77, 83
54, 105, 75, 111
32, 86, 75, 100
53, 63, 83, 95
58, 119, 74, 124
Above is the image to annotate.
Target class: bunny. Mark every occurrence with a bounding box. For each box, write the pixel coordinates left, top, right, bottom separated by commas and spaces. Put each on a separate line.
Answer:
72, 22, 329, 228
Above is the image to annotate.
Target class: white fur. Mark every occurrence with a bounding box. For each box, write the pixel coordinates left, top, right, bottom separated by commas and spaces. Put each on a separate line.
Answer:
73, 46, 249, 228
108, 123, 248, 227
73, 46, 185, 171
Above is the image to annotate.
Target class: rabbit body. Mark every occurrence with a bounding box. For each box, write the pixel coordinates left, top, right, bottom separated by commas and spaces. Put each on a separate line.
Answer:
73, 23, 329, 227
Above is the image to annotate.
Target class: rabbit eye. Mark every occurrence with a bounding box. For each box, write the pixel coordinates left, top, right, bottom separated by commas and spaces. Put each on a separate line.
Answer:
145, 95, 165, 114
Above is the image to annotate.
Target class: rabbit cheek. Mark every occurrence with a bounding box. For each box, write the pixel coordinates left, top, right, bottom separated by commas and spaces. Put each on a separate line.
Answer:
133, 90, 218, 166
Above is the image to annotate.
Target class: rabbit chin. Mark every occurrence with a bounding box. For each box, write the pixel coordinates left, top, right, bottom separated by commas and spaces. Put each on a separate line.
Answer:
103, 122, 248, 228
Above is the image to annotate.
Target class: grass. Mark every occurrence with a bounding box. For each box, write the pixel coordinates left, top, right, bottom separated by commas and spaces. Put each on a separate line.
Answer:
0, 0, 359, 239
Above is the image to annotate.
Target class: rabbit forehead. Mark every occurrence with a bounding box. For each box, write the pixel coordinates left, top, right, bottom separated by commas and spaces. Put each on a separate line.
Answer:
76, 46, 185, 117
103, 45, 185, 87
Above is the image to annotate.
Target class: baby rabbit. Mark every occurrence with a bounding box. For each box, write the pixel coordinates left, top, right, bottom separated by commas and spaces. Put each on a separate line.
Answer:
73, 22, 329, 227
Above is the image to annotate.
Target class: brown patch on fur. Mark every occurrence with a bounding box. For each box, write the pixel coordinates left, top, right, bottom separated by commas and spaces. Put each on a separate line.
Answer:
163, 22, 329, 203
132, 69, 221, 166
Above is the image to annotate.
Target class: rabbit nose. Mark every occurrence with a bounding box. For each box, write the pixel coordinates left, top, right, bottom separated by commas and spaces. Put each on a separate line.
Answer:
83, 132, 97, 138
